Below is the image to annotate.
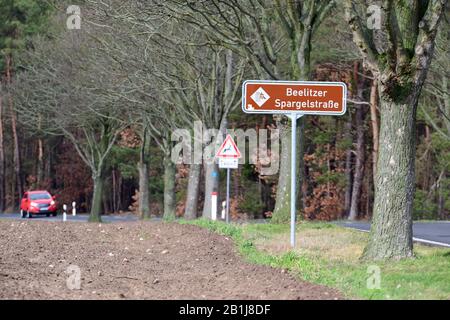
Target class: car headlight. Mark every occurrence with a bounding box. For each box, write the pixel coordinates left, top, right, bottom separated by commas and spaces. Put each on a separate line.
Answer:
30, 202, 39, 207
50, 200, 55, 205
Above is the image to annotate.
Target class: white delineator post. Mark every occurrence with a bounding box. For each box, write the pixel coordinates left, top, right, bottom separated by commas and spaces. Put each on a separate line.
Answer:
72, 201, 76, 216
221, 201, 226, 220
63, 204, 67, 222
211, 192, 218, 221
290, 114, 303, 248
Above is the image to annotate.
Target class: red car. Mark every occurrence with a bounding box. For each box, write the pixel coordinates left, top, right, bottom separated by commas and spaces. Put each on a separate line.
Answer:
20, 190, 58, 218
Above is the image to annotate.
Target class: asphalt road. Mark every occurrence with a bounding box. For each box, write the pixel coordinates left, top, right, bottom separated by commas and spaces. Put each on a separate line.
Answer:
2, 212, 449, 248
339, 221, 450, 248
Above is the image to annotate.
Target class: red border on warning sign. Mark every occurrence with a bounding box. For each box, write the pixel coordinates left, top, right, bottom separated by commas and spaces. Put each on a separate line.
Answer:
215, 135, 242, 159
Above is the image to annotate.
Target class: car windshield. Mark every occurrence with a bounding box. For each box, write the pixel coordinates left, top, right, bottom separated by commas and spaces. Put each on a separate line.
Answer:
29, 193, 51, 200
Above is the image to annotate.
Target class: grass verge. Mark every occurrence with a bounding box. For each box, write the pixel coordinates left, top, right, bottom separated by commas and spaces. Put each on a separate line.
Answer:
179, 219, 450, 300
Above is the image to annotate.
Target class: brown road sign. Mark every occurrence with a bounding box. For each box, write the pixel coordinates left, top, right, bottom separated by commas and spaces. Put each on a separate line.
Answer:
242, 80, 347, 115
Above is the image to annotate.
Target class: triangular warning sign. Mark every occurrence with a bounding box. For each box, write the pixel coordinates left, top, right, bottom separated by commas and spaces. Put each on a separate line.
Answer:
216, 134, 241, 158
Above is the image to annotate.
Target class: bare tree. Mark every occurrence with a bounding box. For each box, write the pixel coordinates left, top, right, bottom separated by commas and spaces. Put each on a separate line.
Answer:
344, 0, 448, 260
158, 0, 337, 222
13, 24, 132, 222
348, 62, 368, 220
99, 1, 246, 219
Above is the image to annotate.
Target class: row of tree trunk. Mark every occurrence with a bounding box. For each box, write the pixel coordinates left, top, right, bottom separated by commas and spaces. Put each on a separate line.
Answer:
0, 53, 22, 211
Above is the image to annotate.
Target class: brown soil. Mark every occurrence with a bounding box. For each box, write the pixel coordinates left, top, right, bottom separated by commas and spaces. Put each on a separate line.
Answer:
0, 220, 342, 300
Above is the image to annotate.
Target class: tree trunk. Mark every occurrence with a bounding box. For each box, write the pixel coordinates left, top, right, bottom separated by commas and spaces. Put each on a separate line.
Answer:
37, 138, 44, 188
10, 171, 16, 211
185, 163, 201, 219
138, 161, 150, 219
233, 166, 240, 200
5, 54, 22, 208
344, 0, 447, 260
437, 172, 445, 220
138, 125, 150, 219
362, 98, 415, 260
272, 119, 292, 223
163, 152, 176, 220
271, 29, 310, 223
89, 173, 104, 222
349, 62, 366, 220
272, 116, 305, 222
202, 119, 226, 220
348, 103, 366, 220
344, 113, 353, 215
369, 80, 379, 181
202, 162, 219, 219
0, 84, 5, 212
45, 141, 52, 186
117, 174, 122, 211
297, 118, 306, 214
112, 168, 117, 212
366, 166, 373, 218
102, 182, 110, 215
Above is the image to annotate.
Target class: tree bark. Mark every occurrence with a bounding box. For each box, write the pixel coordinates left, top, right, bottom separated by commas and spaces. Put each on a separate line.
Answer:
5, 54, 22, 208
112, 168, 117, 212
138, 127, 150, 220
202, 162, 219, 219
272, 116, 305, 222
344, 113, 353, 215
362, 98, 416, 260
45, 140, 52, 186
297, 118, 306, 214
233, 166, 240, 201
348, 103, 366, 220
369, 80, 379, 181
138, 161, 150, 219
349, 62, 366, 220
202, 120, 226, 220
163, 152, 176, 220
0, 83, 5, 212
272, 28, 310, 223
185, 163, 201, 219
37, 138, 44, 188
272, 119, 291, 223
89, 173, 104, 222
102, 180, 110, 215
115, 172, 122, 212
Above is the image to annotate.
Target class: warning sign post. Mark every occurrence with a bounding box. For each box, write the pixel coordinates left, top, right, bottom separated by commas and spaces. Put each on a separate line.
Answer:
242, 80, 347, 248
216, 134, 242, 223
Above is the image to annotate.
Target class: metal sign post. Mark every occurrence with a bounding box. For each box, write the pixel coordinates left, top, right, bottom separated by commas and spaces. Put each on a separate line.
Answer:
242, 80, 347, 248
290, 113, 303, 247
226, 168, 231, 223
216, 134, 242, 224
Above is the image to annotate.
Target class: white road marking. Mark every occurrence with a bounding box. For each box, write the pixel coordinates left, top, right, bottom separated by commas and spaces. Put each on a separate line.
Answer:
412, 237, 450, 248
346, 227, 450, 248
